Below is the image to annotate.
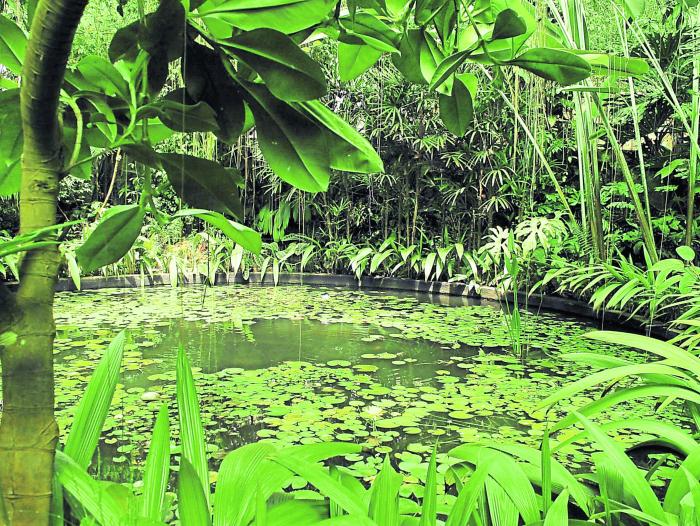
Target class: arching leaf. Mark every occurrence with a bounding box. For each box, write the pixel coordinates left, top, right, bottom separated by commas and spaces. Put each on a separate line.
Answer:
197, 0, 336, 37
173, 209, 262, 254
509, 48, 591, 85
0, 15, 26, 75
76, 205, 146, 273
491, 8, 527, 40
338, 43, 382, 82
184, 40, 246, 143
296, 100, 384, 174
225, 28, 326, 101
160, 153, 244, 218
241, 82, 330, 192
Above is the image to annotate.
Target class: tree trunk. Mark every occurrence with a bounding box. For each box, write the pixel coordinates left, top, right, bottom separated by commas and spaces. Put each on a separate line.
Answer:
0, 1, 88, 524
411, 170, 420, 246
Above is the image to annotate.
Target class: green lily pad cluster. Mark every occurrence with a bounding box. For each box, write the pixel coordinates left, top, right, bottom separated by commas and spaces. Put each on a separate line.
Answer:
50, 285, 691, 483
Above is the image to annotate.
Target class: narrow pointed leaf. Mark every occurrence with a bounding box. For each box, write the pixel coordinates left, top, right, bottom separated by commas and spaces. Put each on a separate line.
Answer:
64, 331, 126, 469
177, 346, 210, 510
142, 404, 171, 521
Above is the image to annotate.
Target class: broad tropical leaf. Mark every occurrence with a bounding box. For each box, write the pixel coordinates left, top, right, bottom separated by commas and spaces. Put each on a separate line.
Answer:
76, 205, 146, 273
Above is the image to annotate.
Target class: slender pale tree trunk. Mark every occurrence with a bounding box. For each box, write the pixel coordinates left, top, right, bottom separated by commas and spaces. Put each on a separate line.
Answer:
0, 1, 88, 524
686, 8, 700, 247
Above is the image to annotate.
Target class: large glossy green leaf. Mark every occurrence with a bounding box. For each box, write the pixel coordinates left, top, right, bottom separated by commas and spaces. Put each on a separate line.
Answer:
296, 100, 383, 174
338, 43, 382, 82
509, 48, 591, 85
142, 404, 171, 522
429, 49, 470, 91
339, 13, 400, 53
176, 346, 210, 510
392, 30, 427, 84
0, 15, 26, 75
197, 0, 335, 37
184, 41, 246, 143
172, 209, 262, 254
140, 95, 220, 133
241, 82, 330, 192
225, 28, 326, 101
491, 8, 527, 39
0, 89, 22, 196
438, 73, 476, 136
76, 56, 130, 100
178, 458, 212, 526
63, 331, 126, 469
76, 205, 146, 273
160, 153, 243, 218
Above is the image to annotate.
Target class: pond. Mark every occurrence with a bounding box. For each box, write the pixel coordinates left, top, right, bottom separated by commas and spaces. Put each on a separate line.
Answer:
53, 284, 686, 483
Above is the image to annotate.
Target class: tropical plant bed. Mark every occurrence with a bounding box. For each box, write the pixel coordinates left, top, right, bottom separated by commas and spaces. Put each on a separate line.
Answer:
49, 284, 690, 490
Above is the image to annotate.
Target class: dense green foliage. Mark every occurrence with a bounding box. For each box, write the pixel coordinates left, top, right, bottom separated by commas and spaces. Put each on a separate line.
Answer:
0, 0, 699, 523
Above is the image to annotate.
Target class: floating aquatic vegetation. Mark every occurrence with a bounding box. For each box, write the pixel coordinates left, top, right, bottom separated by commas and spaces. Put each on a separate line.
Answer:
49, 284, 691, 482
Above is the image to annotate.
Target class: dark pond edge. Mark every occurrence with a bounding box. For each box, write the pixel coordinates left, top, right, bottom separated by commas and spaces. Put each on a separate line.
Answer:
45, 272, 672, 339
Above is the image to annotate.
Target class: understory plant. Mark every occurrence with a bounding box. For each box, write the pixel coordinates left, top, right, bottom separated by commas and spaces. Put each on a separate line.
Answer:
49, 329, 700, 525
537, 246, 700, 347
